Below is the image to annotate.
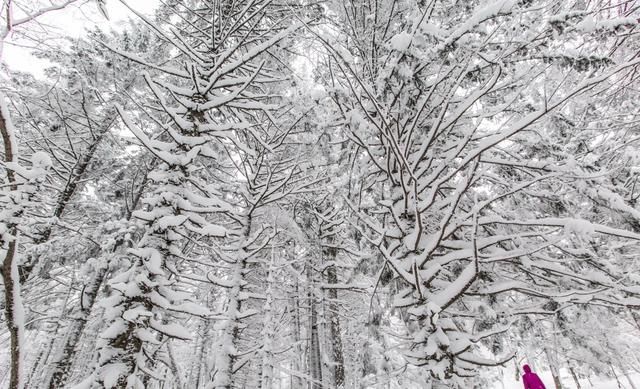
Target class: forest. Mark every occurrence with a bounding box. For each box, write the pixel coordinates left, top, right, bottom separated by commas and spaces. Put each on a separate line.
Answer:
1, 0, 640, 388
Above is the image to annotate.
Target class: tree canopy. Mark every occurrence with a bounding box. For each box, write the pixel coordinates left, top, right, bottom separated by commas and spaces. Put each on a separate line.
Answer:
1, 1, 640, 388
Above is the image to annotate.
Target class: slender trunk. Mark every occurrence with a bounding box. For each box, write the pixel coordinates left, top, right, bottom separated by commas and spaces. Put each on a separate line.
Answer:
309, 300, 323, 389
260, 251, 276, 389
609, 363, 623, 388
550, 366, 563, 388
623, 368, 638, 389
167, 341, 184, 389
1, 240, 24, 389
35, 270, 77, 387
326, 263, 345, 388
318, 284, 330, 387
46, 261, 106, 388
609, 361, 638, 389
192, 319, 207, 388
1, 92, 24, 389
622, 369, 638, 389
26, 346, 47, 387
292, 278, 304, 389
142, 337, 165, 388
31, 337, 55, 387
213, 215, 252, 389
307, 264, 323, 389
28, 282, 76, 388
545, 347, 563, 389
214, 256, 247, 388
568, 367, 582, 389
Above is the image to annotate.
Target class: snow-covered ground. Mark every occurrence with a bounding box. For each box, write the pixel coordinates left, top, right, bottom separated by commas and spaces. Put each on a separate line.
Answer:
494, 368, 640, 388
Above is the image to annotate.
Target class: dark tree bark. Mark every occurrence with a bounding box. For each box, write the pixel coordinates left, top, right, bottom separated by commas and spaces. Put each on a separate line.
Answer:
569, 366, 582, 389
1, 241, 22, 389
1, 94, 24, 389
325, 257, 345, 388
308, 264, 323, 389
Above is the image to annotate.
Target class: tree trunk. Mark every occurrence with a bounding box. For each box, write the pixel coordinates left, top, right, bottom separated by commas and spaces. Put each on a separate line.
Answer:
568, 366, 582, 389
260, 251, 277, 389
545, 347, 563, 389
623, 369, 638, 389
326, 264, 345, 388
609, 363, 623, 388
26, 346, 48, 387
307, 264, 323, 389
46, 263, 107, 388
213, 256, 247, 389
212, 215, 252, 389
292, 278, 304, 389
167, 341, 184, 389
1, 240, 24, 389
191, 319, 208, 388
1, 93, 24, 389
33, 271, 77, 388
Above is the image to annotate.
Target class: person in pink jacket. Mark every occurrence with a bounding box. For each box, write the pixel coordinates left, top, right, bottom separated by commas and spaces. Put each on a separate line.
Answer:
522, 365, 547, 389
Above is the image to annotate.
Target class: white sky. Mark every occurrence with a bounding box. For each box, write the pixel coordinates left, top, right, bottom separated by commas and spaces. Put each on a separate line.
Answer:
3, 0, 160, 77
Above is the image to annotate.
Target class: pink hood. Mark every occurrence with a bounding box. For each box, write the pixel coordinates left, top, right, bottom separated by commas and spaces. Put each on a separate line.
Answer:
522, 365, 546, 389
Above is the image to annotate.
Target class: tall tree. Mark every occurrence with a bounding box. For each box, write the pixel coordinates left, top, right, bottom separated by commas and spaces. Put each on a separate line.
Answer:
84, 1, 318, 388
314, 0, 640, 385
1, 2, 93, 388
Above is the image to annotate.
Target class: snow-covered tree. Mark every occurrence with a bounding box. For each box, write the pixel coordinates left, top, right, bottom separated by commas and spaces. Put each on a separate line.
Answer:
314, 0, 640, 386
2, 0, 640, 388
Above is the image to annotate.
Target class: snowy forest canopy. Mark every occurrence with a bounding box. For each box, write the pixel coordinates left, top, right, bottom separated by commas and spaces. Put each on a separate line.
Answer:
1, 0, 640, 388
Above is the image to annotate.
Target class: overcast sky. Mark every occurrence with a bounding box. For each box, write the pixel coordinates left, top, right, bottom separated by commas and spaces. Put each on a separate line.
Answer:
3, 0, 159, 77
